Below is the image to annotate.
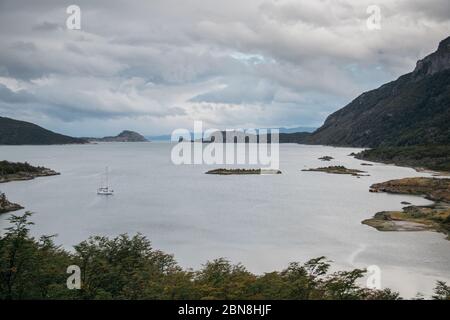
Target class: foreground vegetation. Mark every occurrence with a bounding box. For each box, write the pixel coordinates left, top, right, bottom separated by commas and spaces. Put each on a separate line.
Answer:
355, 146, 450, 172
0, 213, 449, 300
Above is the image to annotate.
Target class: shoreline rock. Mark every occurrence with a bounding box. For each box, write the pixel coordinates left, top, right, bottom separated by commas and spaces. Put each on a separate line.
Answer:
0, 193, 24, 214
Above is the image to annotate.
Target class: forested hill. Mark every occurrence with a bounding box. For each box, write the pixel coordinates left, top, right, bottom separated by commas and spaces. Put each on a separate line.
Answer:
0, 116, 87, 145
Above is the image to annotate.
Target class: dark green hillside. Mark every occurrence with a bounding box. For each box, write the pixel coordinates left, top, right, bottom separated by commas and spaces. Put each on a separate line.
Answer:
355, 145, 450, 172
0, 116, 86, 145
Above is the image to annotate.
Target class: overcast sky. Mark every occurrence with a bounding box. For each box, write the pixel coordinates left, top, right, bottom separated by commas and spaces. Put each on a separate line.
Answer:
0, 0, 448, 136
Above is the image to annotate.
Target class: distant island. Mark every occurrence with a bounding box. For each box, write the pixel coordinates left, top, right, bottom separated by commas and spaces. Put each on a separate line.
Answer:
318, 156, 334, 161
302, 166, 368, 177
206, 168, 282, 175
0, 116, 87, 145
83, 130, 148, 142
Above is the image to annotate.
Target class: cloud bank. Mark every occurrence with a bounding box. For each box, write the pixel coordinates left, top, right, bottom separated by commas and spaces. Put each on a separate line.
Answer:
0, 0, 448, 136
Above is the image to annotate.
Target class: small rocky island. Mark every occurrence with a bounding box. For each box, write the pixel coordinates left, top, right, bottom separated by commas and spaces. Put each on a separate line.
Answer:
0, 160, 60, 183
302, 166, 368, 177
318, 156, 334, 161
363, 177, 450, 239
206, 168, 282, 175
0, 193, 23, 214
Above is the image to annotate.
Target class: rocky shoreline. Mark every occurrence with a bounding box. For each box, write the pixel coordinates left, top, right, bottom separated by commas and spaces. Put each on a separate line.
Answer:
0, 168, 60, 183
362, 177, 450, 239
0, 160, 60, 184
0, 193, 23, 214
354, 146, 450, 173
0, 161, 60, 213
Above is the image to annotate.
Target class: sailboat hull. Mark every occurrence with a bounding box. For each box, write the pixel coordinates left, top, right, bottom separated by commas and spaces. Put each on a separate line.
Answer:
97, 187, 114, 195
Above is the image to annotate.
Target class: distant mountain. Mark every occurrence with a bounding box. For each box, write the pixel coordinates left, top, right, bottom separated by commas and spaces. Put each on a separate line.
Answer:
85, 130, 148, 142
197, 130, 311, 143
278, 126, 316, 134
0, 116, 87, 145
146, 134, 172, 141
147, 127, 315, 142
304, 36, 450, 148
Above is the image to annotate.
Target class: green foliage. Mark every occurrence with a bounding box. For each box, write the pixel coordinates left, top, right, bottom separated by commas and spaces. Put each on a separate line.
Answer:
432, 281, 450, 300
0, 213, 72, 299
0, 213, 441, 300
72, 233, 180, 299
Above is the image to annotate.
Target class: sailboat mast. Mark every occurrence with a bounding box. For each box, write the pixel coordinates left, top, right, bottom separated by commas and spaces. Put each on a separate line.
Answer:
106, 166, 109, 188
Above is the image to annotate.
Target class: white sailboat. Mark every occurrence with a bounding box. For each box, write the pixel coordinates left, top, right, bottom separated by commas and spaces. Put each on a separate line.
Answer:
97, 167, 114, 195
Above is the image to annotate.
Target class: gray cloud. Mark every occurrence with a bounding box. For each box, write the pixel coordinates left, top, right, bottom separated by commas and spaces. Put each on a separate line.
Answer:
0, 0, 448, 135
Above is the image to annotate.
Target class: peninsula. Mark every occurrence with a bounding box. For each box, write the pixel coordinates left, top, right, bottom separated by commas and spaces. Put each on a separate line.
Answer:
0, 161, 60, 183
363, 177, 450, 239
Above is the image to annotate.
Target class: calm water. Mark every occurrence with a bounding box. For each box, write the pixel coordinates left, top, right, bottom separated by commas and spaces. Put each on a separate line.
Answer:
0, 143, 448, 297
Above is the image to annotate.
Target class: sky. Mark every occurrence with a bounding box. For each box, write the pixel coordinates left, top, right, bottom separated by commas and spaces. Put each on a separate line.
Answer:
0, 0, 448, 136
